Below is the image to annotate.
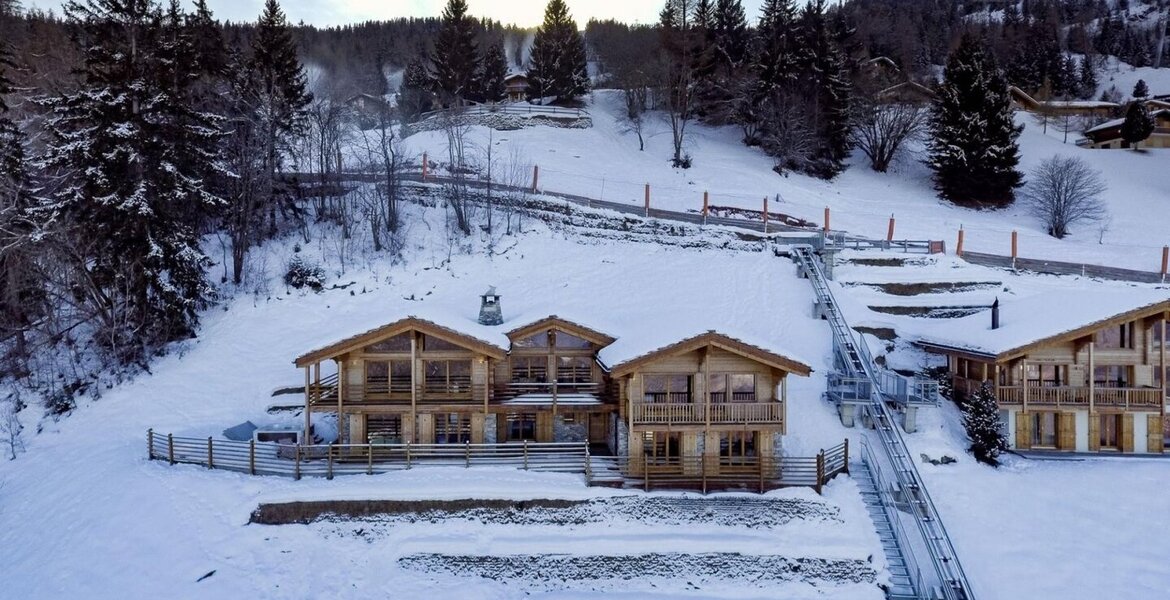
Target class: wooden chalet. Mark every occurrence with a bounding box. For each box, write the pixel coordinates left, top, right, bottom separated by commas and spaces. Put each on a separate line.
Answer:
1081, 108, 1170, 149
609, 331, 812, 477
918, 293, 1170, 454
504, 72, 529, 103
1008, 86, 1119, 118
874, 81, 937, 105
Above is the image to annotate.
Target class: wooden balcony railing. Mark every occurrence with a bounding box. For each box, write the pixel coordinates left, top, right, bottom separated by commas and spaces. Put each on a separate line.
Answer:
643, 392, 693, 403
309, 380, 487, 405
630, 401, 783, 425
709, 392, 756, 403
954, 377, 1165, 410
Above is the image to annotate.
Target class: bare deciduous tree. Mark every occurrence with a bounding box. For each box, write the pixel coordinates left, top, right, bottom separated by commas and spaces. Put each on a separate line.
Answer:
440, 106, 475, 236
0, 395, 24, 460
759, 92, 816, 175
1022, 155, 1108, 239
850, 99, 926, 173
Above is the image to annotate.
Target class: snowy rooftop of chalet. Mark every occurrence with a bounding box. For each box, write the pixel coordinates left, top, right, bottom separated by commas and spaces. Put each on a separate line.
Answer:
912, 289, 1170, 358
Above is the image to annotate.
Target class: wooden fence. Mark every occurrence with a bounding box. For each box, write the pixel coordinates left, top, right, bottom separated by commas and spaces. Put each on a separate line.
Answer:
961, 251, 1165, 284
147, 430, 849, 494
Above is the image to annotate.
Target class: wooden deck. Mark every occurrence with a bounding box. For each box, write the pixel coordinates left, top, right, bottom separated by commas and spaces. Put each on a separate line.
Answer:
955, 378, 1165, 410
629, 401, 784, 425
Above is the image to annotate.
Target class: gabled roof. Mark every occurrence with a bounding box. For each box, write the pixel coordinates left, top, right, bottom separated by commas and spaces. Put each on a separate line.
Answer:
1085, 109, 1170, 135
915, 291, 1170, 363
609, 331, 813, 378
505, 315, 617, 347
294, 316, 507, 367
875, 80, 936, 101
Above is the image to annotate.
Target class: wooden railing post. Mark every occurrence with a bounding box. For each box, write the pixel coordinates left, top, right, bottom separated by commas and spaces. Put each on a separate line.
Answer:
147, 429, 154, 460
815, 451, 825, 494
406, 442, 412, 469
167, 433, 174, 465
758, 457, 765, 494
327, 444, 334, 480
421, 152, 428, 180
367, 444, 374, 475
249, 439, 256, 475
294, 446, 301, 480
701, 455, 707, 495
584, 440, 592, 482
207, 437, 214, 469
762, 196, 769, 233
465, 440, 471, 468
644, 453, 649, 492
843, 438, 850, 475
523, 439, 529, 470
531, 164, 539, 193
644, 183, 650, 217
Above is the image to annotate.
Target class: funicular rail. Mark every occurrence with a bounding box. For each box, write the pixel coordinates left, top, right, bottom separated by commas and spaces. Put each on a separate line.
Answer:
792, 244, 974, 600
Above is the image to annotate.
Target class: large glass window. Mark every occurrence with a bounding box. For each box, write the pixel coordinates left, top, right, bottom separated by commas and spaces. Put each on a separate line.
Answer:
557, 356, 592, 383
1032, 412, 1058, 447
424, 360, 472, 393
506, 413, 537, 441
514, 332, 550, 349
1093, 365, 1130, 387
1150, 321, 1167, 346
365, 360, 412, 393
423, 334, 462, 352
643, 431, 681, 462
1026, 364, 1066, 387
554, 331, 591, 349
511, 356, 547, 383
643, 375, 691, 403
709, 373, 757, 402
434, 413, 471, 443
1094, 323, 1134, 349
720, 431, 757, 464
364, 332, 411, 353
366, 415, 402, 444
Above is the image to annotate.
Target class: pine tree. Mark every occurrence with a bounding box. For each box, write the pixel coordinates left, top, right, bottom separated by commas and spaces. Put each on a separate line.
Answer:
963, 383, 1008, 466
1132, 78, 1149, 99
0, 36, 37, 366
796, 0, 850, 177
754, 0, 799, 95
37, 0, 224, 362
1078, 55, 1098, 99
712, 0, 748, 72
1120, 100, 1154, 149
927, 35, 1023, 208
399, 54, 433, 122
479, 42, 508, 103
527, 0, 589, 104
432, 0, 479, 105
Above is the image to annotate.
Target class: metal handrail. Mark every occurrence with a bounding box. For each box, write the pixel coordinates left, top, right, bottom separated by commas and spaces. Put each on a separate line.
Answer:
793, 244, 975, 600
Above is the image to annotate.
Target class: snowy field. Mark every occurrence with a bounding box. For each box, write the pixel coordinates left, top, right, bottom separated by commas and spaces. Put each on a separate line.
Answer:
400, 88, 1170, 273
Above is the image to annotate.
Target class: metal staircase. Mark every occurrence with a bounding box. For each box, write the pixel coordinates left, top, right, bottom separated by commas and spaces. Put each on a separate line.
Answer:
854, 441, 920, 600
791, 244, 975, 600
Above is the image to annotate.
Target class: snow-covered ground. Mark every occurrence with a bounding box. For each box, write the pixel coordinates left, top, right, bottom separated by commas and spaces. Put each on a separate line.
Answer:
399, 89, 1170, 273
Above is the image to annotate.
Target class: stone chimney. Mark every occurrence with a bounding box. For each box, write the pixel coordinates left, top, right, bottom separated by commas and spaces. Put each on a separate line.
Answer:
478, 286, 503, 326
991, 297, 1000, 330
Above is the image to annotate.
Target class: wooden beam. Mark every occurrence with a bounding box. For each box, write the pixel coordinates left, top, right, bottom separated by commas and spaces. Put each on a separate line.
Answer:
703, 347, 711, 431
337, 359, 345, 443
304, 366, 311, 442
1021, 360, 1028, 413
410, 331, 418, 443
1088, 341, 1095, 415
1162, 318, 1166, 417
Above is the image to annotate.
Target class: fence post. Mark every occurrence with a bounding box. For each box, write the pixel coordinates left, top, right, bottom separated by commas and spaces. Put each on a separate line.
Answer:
207, 437, 214, 469
644, 453, 649, 492
406, 442, 412, 469
531, 165, 539, 193
759, 457, 765, 494
147, 429, 154, 460
644, 183, 650, 217
1011, 230, 1018, 269
249, 439, 256, 475
702, 191, 709, 223
843, 438, 850, 475
584, 440, 592, 483
701, 455, 707, 495
367, 444, 374, 475
294, 446, 302, 480
823, 206, 830, 233
887, 214, 895, 243
327, 444, 334, 480
421, 152, 427, 181
815, 451, 825, 494
167, 433, 174, 465
762, 196, 769, 233
956, 226, 965, 257
1162, 246, 1168, 283
465, 440, 471, 468
523, 439, 529, 470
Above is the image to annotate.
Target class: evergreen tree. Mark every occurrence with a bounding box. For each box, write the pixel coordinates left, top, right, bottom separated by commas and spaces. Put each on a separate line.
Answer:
1132, 78, 1149, 99
927, 35, 1023, 208
1078, 55, 1098, 99
250, 0, 310, 213
712, 0, 748, 72
754, 0, 799, 94
796, 0, 851, 177
479, 42, 508, 103
399, 54, 433, 121
0, 35, 37, 367
963, 383, 1008, 466
432, 0, 479, 105
527, 0, 589, 103
37, 0, 225, 362
1120, 100, 1154, 149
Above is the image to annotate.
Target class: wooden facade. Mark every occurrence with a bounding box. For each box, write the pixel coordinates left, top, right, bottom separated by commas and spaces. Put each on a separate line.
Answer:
610, 332, 812, 477
923, 302, 1170, 454
1082, 109, 1170, 149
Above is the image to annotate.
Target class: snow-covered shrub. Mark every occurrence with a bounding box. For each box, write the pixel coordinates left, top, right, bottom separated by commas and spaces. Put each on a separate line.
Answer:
0, 396, 25, 460
963, 383, 1008, 466
283, 256, 325, 292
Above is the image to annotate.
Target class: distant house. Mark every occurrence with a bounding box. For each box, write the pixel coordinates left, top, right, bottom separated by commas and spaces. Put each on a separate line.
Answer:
504, 72, 529, 103
343, 93, 393, 129
1081, 108, 1170, 149
293, 291, 816, 489
874, 80, 937, 105
917, 292, 1170, 454
1008, 86, 1118, 119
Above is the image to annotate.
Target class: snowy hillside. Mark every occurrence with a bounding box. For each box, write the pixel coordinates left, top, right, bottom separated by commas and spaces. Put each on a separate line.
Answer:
401, 89, 1170, 272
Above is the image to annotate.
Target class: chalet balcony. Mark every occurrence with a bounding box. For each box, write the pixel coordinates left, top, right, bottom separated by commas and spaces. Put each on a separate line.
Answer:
954, 377, 1165, 410
308, 374, 488, 406
630, 400, 784, 426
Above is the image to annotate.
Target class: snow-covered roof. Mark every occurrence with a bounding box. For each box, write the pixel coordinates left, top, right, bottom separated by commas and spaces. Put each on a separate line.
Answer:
914, 290, 1170, 360
1086, 109, 1170, 134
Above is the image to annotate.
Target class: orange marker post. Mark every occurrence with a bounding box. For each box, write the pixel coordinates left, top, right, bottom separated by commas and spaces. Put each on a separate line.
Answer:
421, 152, 428, 180
763, 196, 769, 233
702, 191, 709, 218
956, 227, 965, 257
887, 215, 895, 242
823, 207, 831, 233
1162, 246, 1168, 282
531, 165, 539, 193
644, 184, 650, 217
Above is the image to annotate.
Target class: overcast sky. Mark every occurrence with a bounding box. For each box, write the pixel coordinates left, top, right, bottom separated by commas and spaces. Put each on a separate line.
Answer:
26, 0, 770, 27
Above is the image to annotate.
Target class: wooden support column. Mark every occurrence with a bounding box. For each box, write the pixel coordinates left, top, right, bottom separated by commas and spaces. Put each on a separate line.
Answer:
1161, 317, 1166, 416
703, 348, 711, 431
410, 331, 418, 443
1021, 360, 1028, 414
483, 357, 490, 414
1088, 341, 1096, 415
303, 366, 312, 442
312, 362, 321, 442
337, 359, 345, 444
550, 330, 558, 417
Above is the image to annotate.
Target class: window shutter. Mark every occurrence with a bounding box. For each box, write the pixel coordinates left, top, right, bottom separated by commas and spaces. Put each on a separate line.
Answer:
1120, 414, 1135, 453
1088, 414, 1100, 452
1058, 413, 1076, 450
1015, 412, 1031, 450
1147, 415, 1163, 454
